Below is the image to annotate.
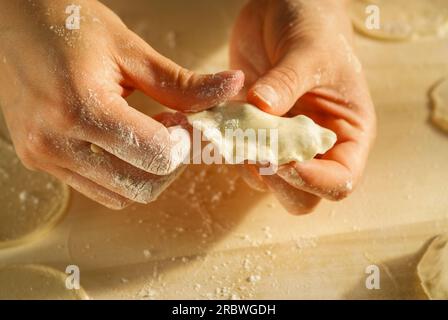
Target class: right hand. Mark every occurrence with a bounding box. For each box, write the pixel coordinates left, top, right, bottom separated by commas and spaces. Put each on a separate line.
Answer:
230, 0, 376, 214
0, 0, 244, 209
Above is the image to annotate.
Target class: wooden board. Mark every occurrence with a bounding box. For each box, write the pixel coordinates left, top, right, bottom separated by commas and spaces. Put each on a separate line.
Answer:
0, 0, 447, 299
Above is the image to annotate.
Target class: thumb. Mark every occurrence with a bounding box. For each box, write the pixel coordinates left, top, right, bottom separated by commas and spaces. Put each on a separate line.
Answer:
119, 34, 244, 112
247, 50, 319, 116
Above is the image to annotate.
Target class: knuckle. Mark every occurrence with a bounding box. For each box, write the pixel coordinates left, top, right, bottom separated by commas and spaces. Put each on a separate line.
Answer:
26, 132, 53, 156
176, 68, 196, 89
141, 131, 174, 175
148, 147, 172, 175
53, 105, 81, 130
133, 181, 156, 203
113, 173, 157, 204
133, 173, 176, 204
56, 84, 105, 131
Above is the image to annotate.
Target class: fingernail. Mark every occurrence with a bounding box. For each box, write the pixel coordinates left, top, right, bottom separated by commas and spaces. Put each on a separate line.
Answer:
253, 84, 278, 109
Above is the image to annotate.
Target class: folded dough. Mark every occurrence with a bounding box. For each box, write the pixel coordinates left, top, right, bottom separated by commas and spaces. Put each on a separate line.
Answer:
187, 102, 336, 166
417, 234, 448, 299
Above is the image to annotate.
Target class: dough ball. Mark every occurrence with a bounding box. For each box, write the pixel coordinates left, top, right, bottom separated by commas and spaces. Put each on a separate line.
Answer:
430, 78, 448, 133
187, 102, 336, 166
0, 265, 88, 300
349, 0, 448, 41
0, 139, 70, 248
417, 234, 448, 299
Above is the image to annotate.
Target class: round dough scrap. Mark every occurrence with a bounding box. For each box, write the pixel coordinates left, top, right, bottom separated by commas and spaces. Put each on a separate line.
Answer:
0, 265, 88, 300
349, 0, 448, 41
187, 102, 336, 166
0, 139, 70, 248
430, 78, 448, 133
417, 234, 448, 299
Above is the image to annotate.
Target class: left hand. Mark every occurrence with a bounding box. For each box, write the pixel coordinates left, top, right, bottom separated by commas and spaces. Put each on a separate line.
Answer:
230, 0, 376, 214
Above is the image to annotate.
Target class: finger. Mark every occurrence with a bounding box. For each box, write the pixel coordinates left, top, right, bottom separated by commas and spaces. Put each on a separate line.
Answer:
276, 140, 367, 201
289, 90, 367, 131
153, 112, 191, 130
247, 49, 322, 116
46, 166, 132, 210
277, 88, 374, 200
229, 0, 271, 92
51, 139, 184, 204
72, 93, 190, 176
236, 164, 269, 192
118, 32, 244, 112
262, 174, 320, 215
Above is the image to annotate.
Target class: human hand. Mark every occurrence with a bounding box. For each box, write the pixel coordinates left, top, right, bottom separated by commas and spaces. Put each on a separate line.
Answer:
230, 0, 376, 214
0, 0, 244, 209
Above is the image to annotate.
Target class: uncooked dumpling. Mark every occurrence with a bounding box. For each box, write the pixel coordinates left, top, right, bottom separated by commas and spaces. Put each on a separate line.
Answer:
349, 0, 448, 41
0, 139, 70, 248
0, 265, 88, 300
187, 102, 336, 166
417, 234, 448, 299
430, 78, 448, 133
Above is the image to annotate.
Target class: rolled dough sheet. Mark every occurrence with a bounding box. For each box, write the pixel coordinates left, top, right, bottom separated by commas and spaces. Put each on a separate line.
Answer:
349, 0, 448, 41
0, 139, 70, 248
417, 234, 448, 299
0, 264, 88, 300
430, 78, 448, 133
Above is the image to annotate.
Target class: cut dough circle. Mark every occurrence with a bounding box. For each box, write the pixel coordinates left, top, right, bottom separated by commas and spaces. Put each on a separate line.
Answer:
349, 0, 448, 41
417, 234, 448, 299
430, 78, 448, 133
0, 139, 70, 248
0, 265, 89, 300
187, 102, 336, 166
